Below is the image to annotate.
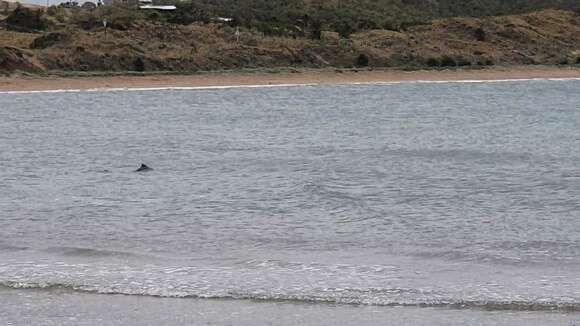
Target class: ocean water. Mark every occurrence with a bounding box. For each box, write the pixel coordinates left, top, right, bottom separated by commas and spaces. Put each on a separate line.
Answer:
1, 80, 580, 325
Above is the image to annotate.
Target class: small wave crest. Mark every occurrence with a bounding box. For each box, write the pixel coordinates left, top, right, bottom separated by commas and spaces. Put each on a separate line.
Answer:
0, 244, 29, 252
44, 246, 145, 259
1, 280, 578, 312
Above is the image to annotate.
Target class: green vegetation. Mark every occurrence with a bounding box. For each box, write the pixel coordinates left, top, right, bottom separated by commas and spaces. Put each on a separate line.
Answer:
15, 0, 578, 37
44, 3, 147, 30
6, 5, 49, 31
408, 0, 580, 18
159, 0, 580, 37
1, 0, 579, 74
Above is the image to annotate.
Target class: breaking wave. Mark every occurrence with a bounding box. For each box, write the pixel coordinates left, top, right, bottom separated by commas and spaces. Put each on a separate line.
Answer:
1, 280, 579, 312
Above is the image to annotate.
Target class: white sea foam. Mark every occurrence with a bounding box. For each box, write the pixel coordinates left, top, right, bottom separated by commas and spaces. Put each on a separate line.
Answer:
349, 77, 580, 86
0, 83, 319, 95
1, 77, 579, 95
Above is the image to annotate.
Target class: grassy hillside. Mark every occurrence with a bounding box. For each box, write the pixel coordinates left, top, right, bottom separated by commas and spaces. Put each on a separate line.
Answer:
0, 2, 579, 74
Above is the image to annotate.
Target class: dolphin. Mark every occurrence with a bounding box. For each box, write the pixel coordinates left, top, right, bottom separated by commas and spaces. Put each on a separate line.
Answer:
135, 163, 153, 172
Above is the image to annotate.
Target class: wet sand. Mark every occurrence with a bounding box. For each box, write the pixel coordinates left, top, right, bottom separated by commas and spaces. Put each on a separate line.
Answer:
1, 66, 580, 92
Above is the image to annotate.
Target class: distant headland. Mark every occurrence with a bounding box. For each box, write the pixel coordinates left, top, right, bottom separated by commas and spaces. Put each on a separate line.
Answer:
0, 0, 579, 77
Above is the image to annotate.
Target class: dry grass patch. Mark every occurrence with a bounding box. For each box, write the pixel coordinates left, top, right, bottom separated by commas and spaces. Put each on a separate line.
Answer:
260, 36, 312, 49
0, 30, 39, 48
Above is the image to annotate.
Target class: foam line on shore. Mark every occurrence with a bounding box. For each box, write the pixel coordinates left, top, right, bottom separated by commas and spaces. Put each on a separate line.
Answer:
348, 77, 580, 86
1, 77, 579, 94
0, 83, 320, 95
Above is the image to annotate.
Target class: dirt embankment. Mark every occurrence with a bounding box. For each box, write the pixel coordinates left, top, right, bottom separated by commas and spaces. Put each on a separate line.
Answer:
1, 9, 580, 74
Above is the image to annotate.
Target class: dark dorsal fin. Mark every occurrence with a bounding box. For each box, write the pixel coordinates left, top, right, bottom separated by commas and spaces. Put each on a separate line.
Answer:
135, 163, 152, 172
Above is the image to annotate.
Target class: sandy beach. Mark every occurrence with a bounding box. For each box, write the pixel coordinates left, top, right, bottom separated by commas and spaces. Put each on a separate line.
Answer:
1, 66, 580, 92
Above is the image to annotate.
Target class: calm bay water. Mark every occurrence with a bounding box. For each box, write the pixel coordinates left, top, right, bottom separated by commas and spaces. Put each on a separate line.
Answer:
1, 80, 580, 325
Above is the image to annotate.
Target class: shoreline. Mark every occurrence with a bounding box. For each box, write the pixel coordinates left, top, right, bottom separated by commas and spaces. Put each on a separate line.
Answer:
2, 66, 580, 92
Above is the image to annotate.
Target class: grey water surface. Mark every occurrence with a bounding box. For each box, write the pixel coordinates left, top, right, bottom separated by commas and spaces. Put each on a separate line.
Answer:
1, 80, 580, 325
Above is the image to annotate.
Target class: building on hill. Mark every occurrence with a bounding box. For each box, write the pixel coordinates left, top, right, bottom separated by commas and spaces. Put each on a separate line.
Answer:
139, 0, 175, 10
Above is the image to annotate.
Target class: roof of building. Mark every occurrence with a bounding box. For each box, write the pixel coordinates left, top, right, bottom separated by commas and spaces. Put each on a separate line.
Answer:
139, 4, 176, 10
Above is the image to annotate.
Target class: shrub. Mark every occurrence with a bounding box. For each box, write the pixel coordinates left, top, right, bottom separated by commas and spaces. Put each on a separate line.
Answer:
109, 9, 141, 30
478, 57, 494, 66
46, 6, 72, 24
474, 27, 486, 41
455, 56, 471, 66
309, 19, 322, 40
6, 6, 49, 31
329, 16, 356, 38
95, 4, 145, 30
58, 1, 79, 8
146, 10, 167, 23
356, 53, 369, 67
426, 57, 440, 67
30, 32, 71, 49
133, 57, 145, 71
440, 55, 456, 67
73, 10, 100, 30
81, 2, 97, 10
167, 2, 210, 25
